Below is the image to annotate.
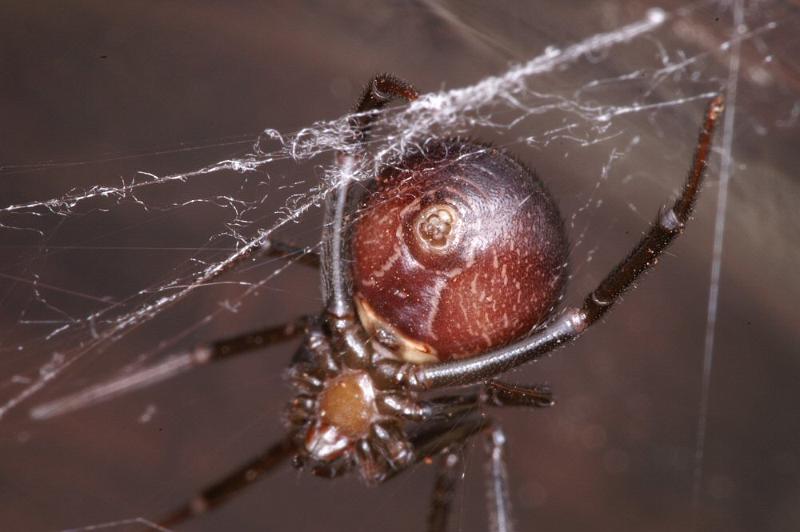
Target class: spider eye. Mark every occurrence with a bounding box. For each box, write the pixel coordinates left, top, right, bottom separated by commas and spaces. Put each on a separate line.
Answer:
351, 140, 569, 362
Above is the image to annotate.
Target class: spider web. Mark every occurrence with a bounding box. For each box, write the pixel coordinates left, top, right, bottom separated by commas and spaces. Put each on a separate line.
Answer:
1, 1, 798, 531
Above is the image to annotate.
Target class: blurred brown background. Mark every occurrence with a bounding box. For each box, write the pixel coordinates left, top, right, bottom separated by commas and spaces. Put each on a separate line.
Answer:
1, 1, 799, 531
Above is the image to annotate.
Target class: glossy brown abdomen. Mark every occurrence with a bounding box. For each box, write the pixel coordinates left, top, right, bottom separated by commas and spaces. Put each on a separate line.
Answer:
351, 140, 568, 362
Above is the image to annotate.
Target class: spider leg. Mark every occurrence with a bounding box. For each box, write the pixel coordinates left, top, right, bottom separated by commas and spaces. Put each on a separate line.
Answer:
323, 75, 418, 347
415, 416, 487, 467
484, 380, 555, 408
411, 411, 518, 532
396, 96, 725, 390
157, 436, 296, 529
207, 235, 319, 281
352, 74, 419, 142
424, 400, 522, 532
325, 74, 418, 317
30, 233, 318, 419
262, 239, 320, 269
486, 427, 514, 532
427, 447, 464, 532
376, 379, 554, 424
30, 316, 311, 419
382, 390, 550, 531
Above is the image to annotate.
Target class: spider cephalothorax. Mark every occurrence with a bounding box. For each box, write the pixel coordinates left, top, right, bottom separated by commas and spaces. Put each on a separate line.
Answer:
285, 319, 416, 485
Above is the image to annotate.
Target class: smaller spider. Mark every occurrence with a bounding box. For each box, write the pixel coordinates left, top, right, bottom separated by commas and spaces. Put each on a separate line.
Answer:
33, 75, 724, 531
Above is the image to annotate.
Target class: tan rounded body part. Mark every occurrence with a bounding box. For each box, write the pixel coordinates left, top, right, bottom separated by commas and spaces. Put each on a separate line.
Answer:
305, 371, 379, 461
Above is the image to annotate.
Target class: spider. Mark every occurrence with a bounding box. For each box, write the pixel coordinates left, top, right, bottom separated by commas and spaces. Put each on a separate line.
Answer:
33, 74, 724, 531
